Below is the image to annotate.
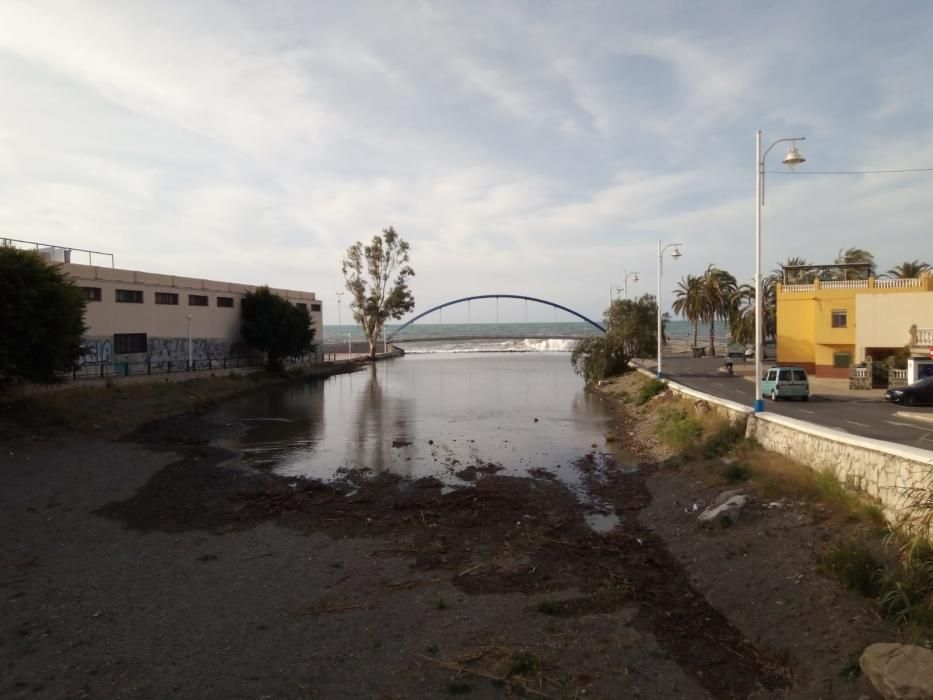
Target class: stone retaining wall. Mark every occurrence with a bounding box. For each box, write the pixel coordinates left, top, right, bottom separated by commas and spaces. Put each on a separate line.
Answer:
746, 414, 933, 523
639, 368, 933, 524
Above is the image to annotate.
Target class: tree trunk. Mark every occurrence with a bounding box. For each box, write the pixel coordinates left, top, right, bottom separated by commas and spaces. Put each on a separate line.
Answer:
709, 318, 716, 357
692, 321, 698, 347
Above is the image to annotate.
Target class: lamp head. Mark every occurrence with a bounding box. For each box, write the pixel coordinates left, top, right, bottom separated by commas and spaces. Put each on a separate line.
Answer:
782, 142, 806, 169
671, 246, 682, 260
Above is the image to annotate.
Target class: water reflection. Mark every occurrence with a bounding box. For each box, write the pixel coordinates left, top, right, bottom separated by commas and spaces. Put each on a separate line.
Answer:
351, 363, 416, 477
212, 354, 635, 491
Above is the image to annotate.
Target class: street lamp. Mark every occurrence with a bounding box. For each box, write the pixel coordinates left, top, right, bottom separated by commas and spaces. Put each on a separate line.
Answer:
335, 290, 344, 328
610, 272, 639, 303
657, 241, 682, 378
186, 314, 193, 371
624, 270, 639, 299
754, 131, 806, 412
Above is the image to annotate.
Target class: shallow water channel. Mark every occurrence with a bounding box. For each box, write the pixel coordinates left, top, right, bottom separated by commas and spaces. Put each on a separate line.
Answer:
212, 353, 636, 530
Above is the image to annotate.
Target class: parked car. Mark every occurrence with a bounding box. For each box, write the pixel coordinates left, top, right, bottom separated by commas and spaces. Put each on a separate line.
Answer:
761, 366, 810, 401
884, 376, 933, 407
726, 343, 746, 360
745, 340, 776, 360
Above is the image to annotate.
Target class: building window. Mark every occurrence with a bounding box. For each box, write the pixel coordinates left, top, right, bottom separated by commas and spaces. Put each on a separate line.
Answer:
81, 287, 102, 302
155, 292, 179, 305
188, 294, 208, 306
831, 309, 847, 328
295, 302, 307, 310
833, 351, 851, 368
310, 303, 322, 312
114, 333, 148, 354
217, 296, 234, 308
116, 289, 143, 303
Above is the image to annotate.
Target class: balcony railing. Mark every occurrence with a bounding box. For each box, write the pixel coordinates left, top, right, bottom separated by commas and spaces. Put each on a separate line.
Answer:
780, 276, 926, 293
876, 277, 922, 288
917, 328, 933, 346
820, 280, 869, 289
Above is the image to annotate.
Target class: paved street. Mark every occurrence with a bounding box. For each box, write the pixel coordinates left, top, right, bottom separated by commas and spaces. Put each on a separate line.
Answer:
644, 354, 933, 451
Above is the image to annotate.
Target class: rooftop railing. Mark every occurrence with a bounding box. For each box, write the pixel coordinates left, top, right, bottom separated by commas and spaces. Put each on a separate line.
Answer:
0, 237, 114, 267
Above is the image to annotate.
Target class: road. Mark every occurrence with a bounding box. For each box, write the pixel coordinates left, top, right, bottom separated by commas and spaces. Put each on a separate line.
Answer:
652, 355, 933, 451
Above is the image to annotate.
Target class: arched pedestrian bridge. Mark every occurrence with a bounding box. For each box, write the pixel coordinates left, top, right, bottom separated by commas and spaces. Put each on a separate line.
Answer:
387, 294, 606, 342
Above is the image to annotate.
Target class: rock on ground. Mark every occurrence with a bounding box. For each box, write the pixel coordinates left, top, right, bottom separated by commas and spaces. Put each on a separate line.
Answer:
860, 642, 933, 700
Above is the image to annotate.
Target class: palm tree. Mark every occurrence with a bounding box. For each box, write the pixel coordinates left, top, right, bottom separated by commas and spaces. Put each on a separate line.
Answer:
835, 247, 876, 280
671, 274, 704, 347
887, 260, 930, 278
698, 265, 737, 356
771, 256, 810, 285
729, 279, 776, 346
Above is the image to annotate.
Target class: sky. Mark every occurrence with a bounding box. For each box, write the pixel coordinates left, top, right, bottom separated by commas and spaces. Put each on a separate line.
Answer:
1, 1, 932, 325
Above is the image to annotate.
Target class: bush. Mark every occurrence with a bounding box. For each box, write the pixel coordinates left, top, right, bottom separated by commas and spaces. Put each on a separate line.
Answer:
241, 286, 316, 371
824, 541, 883, 597
0, 247, 87, 384
657, 407, 703, 449
702, 423, 746, 458
635, 378, 667, 405
722, 462, 749, 483
571, 335, 631, 384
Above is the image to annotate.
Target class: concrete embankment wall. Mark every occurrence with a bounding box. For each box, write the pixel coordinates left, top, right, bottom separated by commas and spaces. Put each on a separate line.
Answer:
635, 368, 933, 523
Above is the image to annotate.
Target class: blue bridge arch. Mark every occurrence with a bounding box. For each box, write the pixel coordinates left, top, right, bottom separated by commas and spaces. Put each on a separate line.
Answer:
387, 294, 606, 342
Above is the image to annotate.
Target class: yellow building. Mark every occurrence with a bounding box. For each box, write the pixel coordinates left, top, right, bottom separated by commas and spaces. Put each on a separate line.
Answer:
776, 274, 933, 378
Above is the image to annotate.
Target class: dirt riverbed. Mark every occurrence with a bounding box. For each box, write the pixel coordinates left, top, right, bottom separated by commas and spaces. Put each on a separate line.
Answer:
0, 372, 899, 698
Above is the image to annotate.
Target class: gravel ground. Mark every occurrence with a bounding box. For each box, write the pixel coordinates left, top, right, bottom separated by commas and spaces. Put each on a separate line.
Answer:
0, 373, 902, 699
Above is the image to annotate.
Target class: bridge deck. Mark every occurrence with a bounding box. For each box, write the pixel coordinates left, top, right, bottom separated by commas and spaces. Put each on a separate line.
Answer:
391, 334, 590, 342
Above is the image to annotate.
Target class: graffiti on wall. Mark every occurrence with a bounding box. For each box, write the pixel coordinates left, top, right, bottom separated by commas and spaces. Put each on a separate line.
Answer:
147, 337, 231, 369
79, 338, 113, 366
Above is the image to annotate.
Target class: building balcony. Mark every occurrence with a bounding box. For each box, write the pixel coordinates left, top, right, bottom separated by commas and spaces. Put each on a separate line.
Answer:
779, 277, 927, 294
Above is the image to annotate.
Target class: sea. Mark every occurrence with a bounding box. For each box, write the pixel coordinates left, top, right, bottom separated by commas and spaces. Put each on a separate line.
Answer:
322, 320, 724, 354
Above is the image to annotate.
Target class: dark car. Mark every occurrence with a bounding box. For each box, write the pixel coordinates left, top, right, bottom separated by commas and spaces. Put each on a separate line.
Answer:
884, 376, 933, 407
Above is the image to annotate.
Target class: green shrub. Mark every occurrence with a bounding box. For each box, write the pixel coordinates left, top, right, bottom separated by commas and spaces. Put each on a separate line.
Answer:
507, 651, 541, 676
657, 407, 703, 449
702, 422, 746, 458
636, 378, 667, 405
824, 541, 883, 597
722, 462, 749, 483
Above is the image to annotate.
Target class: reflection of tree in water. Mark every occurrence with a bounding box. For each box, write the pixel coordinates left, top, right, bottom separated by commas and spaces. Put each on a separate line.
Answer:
352, 363, 415, 477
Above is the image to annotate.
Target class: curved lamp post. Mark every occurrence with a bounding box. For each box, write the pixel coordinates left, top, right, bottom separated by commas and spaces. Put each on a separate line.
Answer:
657, 241, 682, 378
335, 290, 344, 330
623, 270, 640, 299
755, 131, 806, 411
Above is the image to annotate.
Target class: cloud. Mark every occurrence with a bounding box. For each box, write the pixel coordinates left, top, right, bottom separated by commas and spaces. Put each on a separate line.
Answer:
0, 0, 932, 324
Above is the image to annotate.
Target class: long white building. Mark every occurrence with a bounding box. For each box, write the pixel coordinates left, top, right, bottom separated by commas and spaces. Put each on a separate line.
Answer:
56, 261, 322, 370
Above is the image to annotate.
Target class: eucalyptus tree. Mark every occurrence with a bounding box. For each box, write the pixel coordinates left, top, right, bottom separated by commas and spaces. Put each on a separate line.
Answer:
671, 274, 704, 348
698, 265, 738, 356
886, 260, 930, 278
341, 227, 415, 359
